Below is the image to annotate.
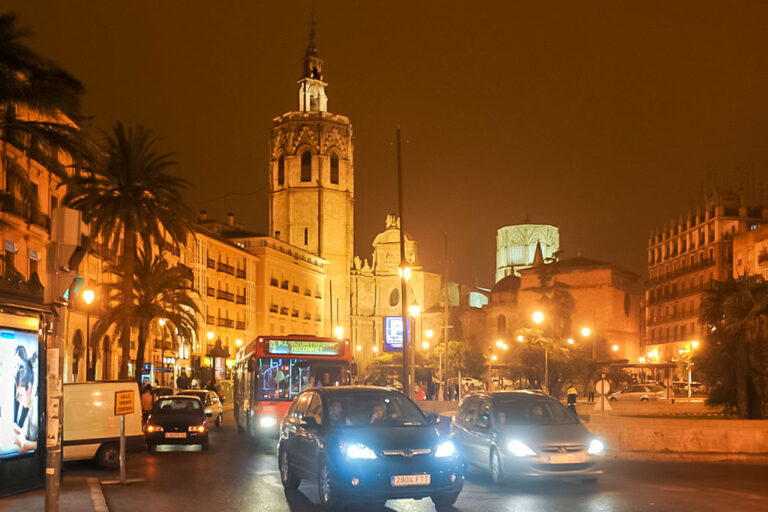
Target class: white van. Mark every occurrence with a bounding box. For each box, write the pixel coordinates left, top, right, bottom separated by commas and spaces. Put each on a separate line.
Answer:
63, 381, 144, 468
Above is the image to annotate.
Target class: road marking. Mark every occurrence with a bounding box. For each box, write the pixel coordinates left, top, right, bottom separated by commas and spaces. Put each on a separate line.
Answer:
88, 477, 109, 512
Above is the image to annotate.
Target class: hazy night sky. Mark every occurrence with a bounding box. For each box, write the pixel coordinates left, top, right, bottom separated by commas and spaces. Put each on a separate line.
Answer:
9, 1, 768, 287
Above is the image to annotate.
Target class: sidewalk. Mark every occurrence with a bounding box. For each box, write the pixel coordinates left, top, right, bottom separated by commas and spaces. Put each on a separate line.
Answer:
0, 477, 108, 512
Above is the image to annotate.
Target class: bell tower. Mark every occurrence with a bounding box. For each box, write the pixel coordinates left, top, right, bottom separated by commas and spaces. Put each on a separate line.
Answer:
267, 23, 354, 337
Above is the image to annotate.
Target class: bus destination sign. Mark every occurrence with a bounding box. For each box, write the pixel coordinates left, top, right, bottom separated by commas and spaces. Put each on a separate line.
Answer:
267, 339, 343, 356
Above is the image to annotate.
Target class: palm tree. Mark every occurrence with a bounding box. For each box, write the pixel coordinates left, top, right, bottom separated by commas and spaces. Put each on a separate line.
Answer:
91, 248, 199, 383
700, 274, 768, 418
65, 122, 196, 378
1, 12, 94, 207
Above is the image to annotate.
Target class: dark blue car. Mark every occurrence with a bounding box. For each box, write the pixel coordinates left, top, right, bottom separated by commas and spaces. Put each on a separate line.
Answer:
278, 386, 463, 509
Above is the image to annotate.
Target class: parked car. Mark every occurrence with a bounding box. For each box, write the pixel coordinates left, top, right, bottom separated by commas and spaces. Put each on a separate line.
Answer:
152, 386, 176, 399
144, 395, 209, 451
180, 389, 224, 427
452, 391, 604, 484
63, 381, 145, 468
278, 386, 464, 510
608, 384, 672, 402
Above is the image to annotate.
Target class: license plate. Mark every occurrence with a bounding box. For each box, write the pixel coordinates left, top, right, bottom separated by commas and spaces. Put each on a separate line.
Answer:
165, 432, 187, 439
391, 474, 430, 487
548, 453, 584, 464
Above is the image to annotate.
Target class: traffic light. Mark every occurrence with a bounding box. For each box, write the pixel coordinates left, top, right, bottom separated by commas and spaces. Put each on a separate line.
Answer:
44, 208, 88, 305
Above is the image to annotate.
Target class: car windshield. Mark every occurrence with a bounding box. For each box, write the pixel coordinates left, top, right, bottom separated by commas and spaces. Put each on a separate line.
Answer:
492, 397, 578, 426
154, 397, 202, 414
326, 391, 425, 427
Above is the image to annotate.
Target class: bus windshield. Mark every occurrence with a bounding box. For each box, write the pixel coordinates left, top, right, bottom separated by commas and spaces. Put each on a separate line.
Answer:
256, 358, 349, 401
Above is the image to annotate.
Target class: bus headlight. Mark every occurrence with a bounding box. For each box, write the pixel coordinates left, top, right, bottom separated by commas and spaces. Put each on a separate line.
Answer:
587, 439, 605, 455
260, 416, 277, 428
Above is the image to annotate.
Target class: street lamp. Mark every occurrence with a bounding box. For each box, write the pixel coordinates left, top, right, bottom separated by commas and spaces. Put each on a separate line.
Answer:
236, 338, 243, 347
334, 326, 344, 340
567, 338, 575, 345
516, 334, 524, 342
532, 312, 549, 393
82, 289, 95, 381
356, 344, 362, 352
688, 341, 699, 399
581, 327, 595, 359
207, 330, 215, 341
422, 341, 430, 350
408, 304, 421, 394
612, 344, 619, 352
158, 318, 167, 386
398, 266, 412, 282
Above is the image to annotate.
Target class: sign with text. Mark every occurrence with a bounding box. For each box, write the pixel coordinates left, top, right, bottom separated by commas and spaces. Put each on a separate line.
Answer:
266, 339, 343, 356
114, 390, 134, 416
384, 316, 410, 352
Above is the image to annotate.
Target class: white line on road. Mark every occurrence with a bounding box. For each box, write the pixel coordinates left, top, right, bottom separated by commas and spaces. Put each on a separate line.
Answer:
88, 477, 109, 512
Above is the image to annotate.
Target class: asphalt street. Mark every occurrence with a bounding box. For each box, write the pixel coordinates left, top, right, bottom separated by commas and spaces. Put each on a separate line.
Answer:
56, 406, 768, 512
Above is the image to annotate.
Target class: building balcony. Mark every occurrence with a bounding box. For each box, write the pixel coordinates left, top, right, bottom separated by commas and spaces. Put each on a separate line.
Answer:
304, 312, 311, 320
206, 258, 216, 269
280, 307, 290, 316
304, 289, 312, 296
217, 261, 235, 275
269, 304, 279, 313
236, 268, 246, 279
206, 287, 216, 297
235, 294, 246, 305
217, 290, 235, 302
0, 193, 50, 230
291, 310, 299, 318
292, 285, 300, 293
281, 280, 289, 290
236, 320, 246, 330
270, 278, 279, 287
217, 318, 234, 328
759, 251, 768, 265
206, 314, 216, 324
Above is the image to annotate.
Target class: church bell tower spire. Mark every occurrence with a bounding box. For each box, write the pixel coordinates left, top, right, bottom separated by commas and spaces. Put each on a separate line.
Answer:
298, 17, 328, 112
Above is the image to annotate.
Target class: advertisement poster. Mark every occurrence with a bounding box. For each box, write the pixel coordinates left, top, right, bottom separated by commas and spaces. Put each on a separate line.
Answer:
0, 329, 39, 459
384, 316, 410, 352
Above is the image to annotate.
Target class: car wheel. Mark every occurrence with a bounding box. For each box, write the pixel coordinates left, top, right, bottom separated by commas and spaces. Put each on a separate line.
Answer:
431, 492, 460, 509
279, 448, 300, 490
609, 397, 617, 402
216, 413, 223, 428
201, 438, 210, 451
490, 448, 504, 485
96, 443, 120, 469
146, 443, 155, 453
318, 458, 344, 510
641, 397, 648, 402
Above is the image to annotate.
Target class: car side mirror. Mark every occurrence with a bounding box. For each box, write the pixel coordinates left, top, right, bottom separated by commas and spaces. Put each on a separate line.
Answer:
301, 416, 319, 428
425, 413, 439, 424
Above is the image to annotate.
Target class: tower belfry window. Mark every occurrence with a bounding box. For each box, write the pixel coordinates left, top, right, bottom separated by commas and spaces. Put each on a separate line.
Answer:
278, 156, 285, 186
330, 155, 339, 184
301, 152, 312, 182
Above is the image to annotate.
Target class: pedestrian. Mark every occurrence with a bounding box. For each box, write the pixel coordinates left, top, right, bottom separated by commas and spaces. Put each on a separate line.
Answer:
206, 380, 217, 392
191, 377, 198, 389
140, 384, 153, 424
566, 382, 578, 416
587, 378, 595, 403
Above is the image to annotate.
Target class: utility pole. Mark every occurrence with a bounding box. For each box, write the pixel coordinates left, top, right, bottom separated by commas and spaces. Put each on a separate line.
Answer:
440, 234, 450, 402
396, 127, 412, 398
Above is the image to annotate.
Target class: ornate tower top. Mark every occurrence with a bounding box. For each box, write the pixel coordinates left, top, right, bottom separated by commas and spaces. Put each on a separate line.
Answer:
298, 18, 328, 112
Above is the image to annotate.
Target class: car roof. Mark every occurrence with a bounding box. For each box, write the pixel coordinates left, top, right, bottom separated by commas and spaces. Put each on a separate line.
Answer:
166, 394, 203, 401
313, 385, 402, 396
465, 390, 553, 400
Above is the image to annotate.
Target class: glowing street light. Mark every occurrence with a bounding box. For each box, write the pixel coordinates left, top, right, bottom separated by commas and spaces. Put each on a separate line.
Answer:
581, 327, 591, 337
356, 344, 362, 351
409, 304, 421, 317
207, 331, 215, 341
422, 341, 430, 350
398, 266, 412, 282
532, 311, 544, 325
372, 345, 379, 353
691, 340, 699, 349
82, 289, 95, 305
82, 289, 95, 381
496, 339, 504, 348
516, 334, 524, 342
236, 338, 243, 347
425, 329, 434, 339
567, 338, 575, 345
612, 344, 619, 352
491, 354, 498, 361
334, 326, 344, 340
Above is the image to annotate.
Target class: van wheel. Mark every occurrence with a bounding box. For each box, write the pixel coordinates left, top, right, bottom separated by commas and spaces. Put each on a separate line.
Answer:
96, 443, 120, 469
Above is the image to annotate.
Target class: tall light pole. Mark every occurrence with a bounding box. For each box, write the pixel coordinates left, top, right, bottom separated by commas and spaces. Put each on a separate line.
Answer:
158, 318, 167, 386
82, 289, 95, 381
689, 340, 699, 399
581, 326, 593, 360
532, 311, 548, 394
409, 303, 420, 395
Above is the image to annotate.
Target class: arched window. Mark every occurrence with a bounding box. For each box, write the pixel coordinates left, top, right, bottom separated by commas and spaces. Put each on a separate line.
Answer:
497, 315, 507, 336
330, 155, 339, 184
301, 151, 312, 182
277, 155, 285, 186
389, 289, 400, 307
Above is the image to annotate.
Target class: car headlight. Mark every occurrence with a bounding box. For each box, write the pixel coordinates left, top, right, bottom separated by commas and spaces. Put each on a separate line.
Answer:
188, 425, 206, 433
260, 416, 276, 427
587, 439, 605, 455
345, 443, 377, 460
507, 440, 536, 457
205, 408, 212, 414
146, 425, 163, 433
434, 440, 455, 458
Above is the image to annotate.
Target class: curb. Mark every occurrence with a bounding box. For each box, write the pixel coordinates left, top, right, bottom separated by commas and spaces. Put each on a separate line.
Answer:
87, 478, 109, 512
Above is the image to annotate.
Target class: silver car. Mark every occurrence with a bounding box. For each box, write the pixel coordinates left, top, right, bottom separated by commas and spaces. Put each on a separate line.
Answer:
452, 391, 604, 484
608, 384, 671, 402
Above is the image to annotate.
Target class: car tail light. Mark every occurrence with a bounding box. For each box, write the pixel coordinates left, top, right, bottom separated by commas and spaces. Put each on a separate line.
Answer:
188, 425, 206, 433
146, 425, 163, 433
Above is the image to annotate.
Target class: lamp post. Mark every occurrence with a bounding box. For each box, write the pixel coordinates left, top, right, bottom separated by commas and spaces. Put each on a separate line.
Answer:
82, 289, 95, 381
581, 326, 594, 359
689, 340, 699, 399
409, 304, 420, 396
532, 311, 548, 394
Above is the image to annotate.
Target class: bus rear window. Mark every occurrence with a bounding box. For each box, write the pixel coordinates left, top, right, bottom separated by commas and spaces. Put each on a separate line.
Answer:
256, 358, 349, 401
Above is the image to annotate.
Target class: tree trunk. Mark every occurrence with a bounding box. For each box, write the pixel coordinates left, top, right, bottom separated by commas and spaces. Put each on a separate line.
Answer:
735, 342, 750, 419
119, 229, 136, 379
134, 322, 148, 384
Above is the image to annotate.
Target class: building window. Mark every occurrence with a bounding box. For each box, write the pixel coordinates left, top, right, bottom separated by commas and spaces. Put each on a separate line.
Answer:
389, 288, 400, 307
277, 155, 285, 186
301, 151, 311, 182
304, 227, 308, 246
330, 155, 339, 184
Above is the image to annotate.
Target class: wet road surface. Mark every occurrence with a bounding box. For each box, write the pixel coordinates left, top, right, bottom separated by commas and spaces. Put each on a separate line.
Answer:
60, 407, 768, 512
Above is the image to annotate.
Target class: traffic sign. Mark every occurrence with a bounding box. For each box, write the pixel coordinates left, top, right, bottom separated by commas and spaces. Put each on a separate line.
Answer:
595, 379, 611, 395
114, 390, 135, 416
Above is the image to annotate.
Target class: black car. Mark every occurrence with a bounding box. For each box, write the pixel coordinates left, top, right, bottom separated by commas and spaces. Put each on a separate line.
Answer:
278, 386, 463, 510
144, 396, 210, 451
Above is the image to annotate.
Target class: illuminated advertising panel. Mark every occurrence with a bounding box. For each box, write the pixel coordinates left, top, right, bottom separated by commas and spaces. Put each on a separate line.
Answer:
0, 328, 39, 459
384, 316, 410, 352
266, 339, 344, 356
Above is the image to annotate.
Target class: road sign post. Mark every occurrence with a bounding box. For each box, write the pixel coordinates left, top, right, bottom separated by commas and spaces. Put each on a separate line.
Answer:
113, 390, 134, 485
594, 377, 612, 414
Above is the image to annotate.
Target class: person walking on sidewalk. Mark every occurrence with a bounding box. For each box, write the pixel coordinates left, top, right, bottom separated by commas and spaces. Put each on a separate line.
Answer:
587, 378, 595, 403
566, 382, 578, 416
